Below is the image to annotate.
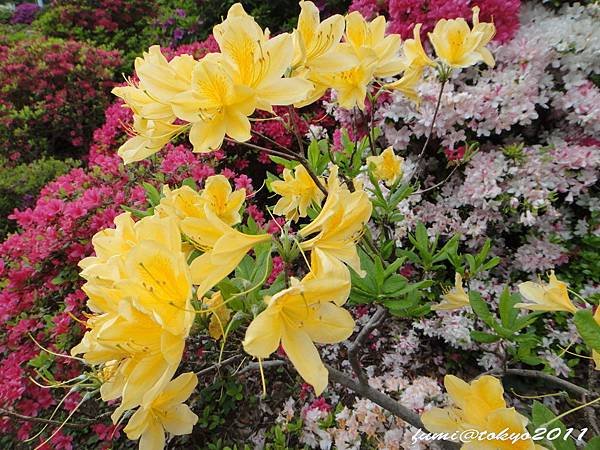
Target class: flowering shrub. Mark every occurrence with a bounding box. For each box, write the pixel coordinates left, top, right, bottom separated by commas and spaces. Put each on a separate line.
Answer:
33, 0, 156, 69
0, 37, 120, 162
349, 0, 521, 43
1, 1, 599, 449
9, 2, 40, 25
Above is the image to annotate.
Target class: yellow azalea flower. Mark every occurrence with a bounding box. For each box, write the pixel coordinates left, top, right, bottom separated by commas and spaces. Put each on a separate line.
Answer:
183, 208, 271, 298
271, 164, 325, 221
117, 116, 185, 164
516, 270, 577, 313
471, 6, 496, 68
344, 12, 404, 78
79, 214, 186, 314
71, 304, 185, 420
384, 66, 424, 103
157, 177, 245, 226
291, 1, 358, 107
74, 213, 195, 418
199, 175, 246, 225
124, 372, 198, 450
213, 4, 312, 111
428, 9, 495, 69
400, 23, 434, 71
79, 212, 136, 269
432, 273, 470, 311
203, 291, 231, 340
311, 46, 377, 110
170, 54, 256, 152
134, 45, 196, 105
366, 146, 404, 186
423, 375, 505, 428
242, 268, 354, 395
116, 238, 193, 336
301, 247, 352, 306
155, 185, 205, 223
299, 166, 372, 276
112, 85, 174, 122
422, 375, 547, 450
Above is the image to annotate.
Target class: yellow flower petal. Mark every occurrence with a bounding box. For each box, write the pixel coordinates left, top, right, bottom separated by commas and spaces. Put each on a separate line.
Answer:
281, 327, 328, 395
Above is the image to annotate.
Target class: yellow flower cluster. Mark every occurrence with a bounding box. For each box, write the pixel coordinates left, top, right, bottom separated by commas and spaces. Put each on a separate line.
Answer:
244, 165, 372, 394
366, 146, 404, 186
73, 175, 269, 449
516, 270, 577, 313
432, 272, 470, 311
271, 164, 325, 222
422, 375, 547, 450
73, 165, 373, 445
385, 6, 495, 100
515, 270, 600, 369
111, 1, 498, 164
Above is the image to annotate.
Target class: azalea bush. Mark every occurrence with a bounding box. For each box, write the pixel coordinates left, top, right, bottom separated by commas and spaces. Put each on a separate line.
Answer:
0, 37, 120, 162
1, 1, 599, 449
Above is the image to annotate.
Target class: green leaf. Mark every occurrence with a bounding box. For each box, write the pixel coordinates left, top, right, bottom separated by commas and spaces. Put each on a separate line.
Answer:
469, 291, 496, 328
269, 155, 297, 169
121, 205, 153, 218
584, 437, 600, 449
382, 275, 407, 295
142, 182, 161, 206
307, 139, 321, 171
181, 177, 197, 189
470, 331, 501, 343
574, 310, 600, 352
415, 222, 429, 251
531, 401, 576, 450
513, 312, 543, 331
373, 256, 385, 287
498, 287, 519, 330
483, 256, 500, 271
383, 257, 406, 278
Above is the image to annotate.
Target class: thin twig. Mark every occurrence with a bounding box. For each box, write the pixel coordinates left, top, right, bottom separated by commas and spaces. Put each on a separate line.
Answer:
410, 80, 446, 183
238, 360, 286, 375
252, 130, 293, 154
413, 164, 460, 195
347, 306, 388, 385
486, 368, 590, 397
229, 138, 328, 196
195, 355, 243, 377
0, 408, 102, 430
287, 106, 306, 157
225, 138, 294, 161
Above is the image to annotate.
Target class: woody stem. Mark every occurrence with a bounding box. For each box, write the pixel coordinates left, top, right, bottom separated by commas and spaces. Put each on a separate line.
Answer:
230, 139, 328, 196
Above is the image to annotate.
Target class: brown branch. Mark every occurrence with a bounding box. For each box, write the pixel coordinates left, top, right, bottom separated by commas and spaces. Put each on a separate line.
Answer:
238, 358, 458, 449
347, 306, 388, 385
287, 105, 306, 157
326, 366, 460, 450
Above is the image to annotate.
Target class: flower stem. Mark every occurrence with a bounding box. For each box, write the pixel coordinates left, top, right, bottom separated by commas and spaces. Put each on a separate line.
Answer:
230, 138, 328, 196
411, 80, 446, 183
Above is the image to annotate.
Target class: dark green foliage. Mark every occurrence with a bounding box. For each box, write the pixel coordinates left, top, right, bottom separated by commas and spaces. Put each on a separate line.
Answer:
0, 156, 78, 237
